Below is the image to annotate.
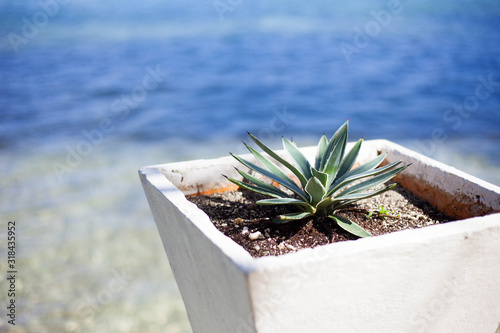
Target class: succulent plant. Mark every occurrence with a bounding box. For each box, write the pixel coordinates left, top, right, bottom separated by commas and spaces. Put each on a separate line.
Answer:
226, 120, 408, 237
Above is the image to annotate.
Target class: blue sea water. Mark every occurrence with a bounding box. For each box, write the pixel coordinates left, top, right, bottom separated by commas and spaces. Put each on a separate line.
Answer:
0, 0, 499, 331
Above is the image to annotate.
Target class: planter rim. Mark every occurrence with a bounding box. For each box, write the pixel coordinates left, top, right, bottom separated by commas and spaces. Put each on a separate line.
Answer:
139, 139, 500, 274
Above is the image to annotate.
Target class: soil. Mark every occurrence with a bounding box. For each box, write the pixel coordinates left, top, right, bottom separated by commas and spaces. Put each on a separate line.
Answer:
187, 184, 454, 258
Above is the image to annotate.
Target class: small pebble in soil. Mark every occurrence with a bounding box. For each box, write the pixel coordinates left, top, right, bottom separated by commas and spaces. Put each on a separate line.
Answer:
242, 226, 249, 234
234, 217, 243, 224
249, 231, 264, 240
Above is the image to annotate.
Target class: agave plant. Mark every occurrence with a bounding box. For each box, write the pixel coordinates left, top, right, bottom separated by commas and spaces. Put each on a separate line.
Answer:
226, 120, 408, 237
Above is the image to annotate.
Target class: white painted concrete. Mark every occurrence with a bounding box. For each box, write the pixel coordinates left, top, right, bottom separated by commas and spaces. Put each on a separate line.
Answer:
140, 140, 500, 333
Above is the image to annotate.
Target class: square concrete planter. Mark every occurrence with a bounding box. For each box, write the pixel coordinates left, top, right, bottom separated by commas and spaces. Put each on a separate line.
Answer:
139, 139, 500, 333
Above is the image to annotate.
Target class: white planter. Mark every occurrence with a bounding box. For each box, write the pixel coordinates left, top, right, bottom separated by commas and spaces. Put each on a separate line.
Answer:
139, 139, 500, 333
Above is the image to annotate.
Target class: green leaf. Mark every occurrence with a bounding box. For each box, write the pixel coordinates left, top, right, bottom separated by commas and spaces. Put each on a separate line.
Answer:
320, 121, 348, 171
257, 198, 307, 205
283, 137, 312, 179
257, 198, 315, 212
330, 214, 371, 238
236, 169, 290, 198
230, 153, 309, 201
273, 212, 313, 223
311, 167, 328, 187
226, 177, 284, 199
315, 196, 336, 216
322, 133, 346, 183
333, 183, 399, 208
336, 138, 363, 180
378, 205, 391, 215
314, 135, 328, 170
327, 158, 401, 196
336, 153, 387, 182
329, 199, 357, 211
247, 133, 308, 187
305, 176, 326, 206
245, 143, 297, 186
337, 165, 407, 197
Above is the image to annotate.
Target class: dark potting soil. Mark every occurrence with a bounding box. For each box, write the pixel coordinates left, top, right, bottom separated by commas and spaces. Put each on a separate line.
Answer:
187, 184, 454, 258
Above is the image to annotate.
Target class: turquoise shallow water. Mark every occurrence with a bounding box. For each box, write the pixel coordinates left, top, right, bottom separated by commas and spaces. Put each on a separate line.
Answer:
1, 0, 500, 331
0, 142, 193, 332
